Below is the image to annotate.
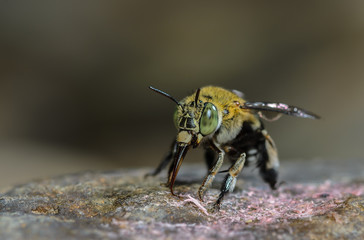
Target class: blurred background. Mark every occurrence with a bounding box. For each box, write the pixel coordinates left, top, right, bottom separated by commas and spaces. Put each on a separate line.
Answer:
0, 1, 363, 189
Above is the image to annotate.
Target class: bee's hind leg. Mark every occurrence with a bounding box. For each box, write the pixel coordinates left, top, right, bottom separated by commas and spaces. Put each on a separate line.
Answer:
213, 153, 246, 210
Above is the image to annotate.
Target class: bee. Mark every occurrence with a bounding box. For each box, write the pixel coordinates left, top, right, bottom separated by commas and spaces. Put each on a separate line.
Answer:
147, 86, 319, 209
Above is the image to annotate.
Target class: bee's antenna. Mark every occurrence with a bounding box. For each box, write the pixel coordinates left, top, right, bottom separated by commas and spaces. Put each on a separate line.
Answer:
149, 86, 183, 108
194, 88, 201, 106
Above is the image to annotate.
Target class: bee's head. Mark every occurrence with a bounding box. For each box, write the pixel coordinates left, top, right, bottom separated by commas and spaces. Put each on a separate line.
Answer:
150, 86, 220, 146
149, 86, 220, 195
173, 88, 220, 147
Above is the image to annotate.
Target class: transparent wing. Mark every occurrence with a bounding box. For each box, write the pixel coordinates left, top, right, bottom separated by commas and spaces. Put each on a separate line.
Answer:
243, 102, 320, 119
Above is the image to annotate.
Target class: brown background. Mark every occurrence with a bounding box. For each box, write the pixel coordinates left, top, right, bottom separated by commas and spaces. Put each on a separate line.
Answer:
0, 1, 363, 188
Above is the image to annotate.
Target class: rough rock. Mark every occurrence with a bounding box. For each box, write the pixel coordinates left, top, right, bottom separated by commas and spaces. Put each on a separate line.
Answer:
0, 159, 363, 240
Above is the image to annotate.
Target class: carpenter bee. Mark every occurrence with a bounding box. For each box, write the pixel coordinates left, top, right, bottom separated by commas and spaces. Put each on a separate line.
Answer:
147, 86, 319, 209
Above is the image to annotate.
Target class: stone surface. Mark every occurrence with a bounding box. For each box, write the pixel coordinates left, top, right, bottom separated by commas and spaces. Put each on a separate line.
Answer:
0, 159, 363, 240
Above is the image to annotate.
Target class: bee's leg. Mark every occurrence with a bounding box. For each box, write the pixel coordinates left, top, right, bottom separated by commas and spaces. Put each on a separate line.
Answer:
145, 140, 177, 178
198, 146, 225, 201
214, 153, 246, 210
258, 130, 279, 189
204, 148, 216, 172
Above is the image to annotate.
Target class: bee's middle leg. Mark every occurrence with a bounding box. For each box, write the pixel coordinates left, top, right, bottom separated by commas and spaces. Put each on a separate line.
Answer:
214, 153, 246, 209
198, 149, 224, 201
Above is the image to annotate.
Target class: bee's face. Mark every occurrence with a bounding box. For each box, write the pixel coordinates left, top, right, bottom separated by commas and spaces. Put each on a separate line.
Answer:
173, 99, 220, 146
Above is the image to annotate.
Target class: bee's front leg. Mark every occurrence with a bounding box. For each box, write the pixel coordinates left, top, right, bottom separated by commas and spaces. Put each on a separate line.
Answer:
145, 140, 177, 178
213, 153, 246, 210
198, 146, 225, 201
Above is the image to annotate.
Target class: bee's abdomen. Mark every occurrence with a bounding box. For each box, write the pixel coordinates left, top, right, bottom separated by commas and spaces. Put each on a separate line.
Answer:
223, 120, 279, 189
223, 121, 263, 161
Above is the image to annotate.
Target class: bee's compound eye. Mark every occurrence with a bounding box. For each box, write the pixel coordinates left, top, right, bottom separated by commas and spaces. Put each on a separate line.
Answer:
200, 103, 218, 135
173, 107, 179, 129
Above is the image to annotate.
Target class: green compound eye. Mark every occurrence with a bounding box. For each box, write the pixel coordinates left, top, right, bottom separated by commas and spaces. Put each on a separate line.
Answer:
199, 103, 218, 135
173, 107, 179, 129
